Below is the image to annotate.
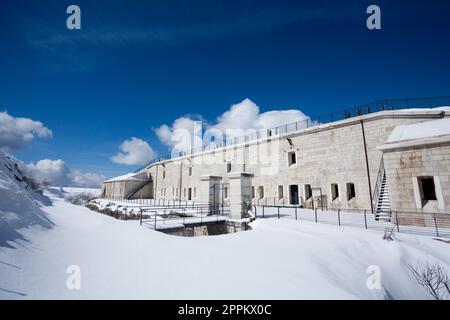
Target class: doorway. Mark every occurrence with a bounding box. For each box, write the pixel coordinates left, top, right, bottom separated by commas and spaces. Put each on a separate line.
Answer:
289, 185, 299, 205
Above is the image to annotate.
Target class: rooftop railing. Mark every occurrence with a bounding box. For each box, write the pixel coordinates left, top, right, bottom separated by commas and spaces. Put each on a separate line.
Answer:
134, 96, 450, 173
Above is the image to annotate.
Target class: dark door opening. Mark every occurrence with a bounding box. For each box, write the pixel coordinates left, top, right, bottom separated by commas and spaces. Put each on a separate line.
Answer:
289, 185, 299, 205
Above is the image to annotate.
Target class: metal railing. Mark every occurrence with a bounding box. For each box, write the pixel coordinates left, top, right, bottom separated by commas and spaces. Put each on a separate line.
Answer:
252, 205, 450, 238
133, 96, 450, 173
139, 203, 230, 230
372, 155, 385, 214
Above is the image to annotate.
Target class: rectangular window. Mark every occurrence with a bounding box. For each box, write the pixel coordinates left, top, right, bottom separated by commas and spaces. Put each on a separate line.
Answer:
288, 151, 297, 166
331, 183, 339, 201
278, 185, 284, 199
252, 186, 255, 199
258, 186, 264, 199
184, 188, 186, 197
418, 177, 437, 203
304, 184, 312, 200
188, 188, 192, 201
224, 187, 228, 199
227, 162, 232, 173
163, 171, 166, 179
188, 167, 192, 176
347, 183, 356, 200
194, 188, 196, 197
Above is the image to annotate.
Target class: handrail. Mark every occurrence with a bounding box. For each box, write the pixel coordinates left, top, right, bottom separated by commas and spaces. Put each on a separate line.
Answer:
372, 156, 385, 214
134, 95, 450, 173
124, 179, 152, 199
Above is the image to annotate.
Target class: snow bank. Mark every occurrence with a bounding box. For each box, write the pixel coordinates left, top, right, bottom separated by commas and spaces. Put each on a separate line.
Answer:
387, 117, 450, 143
1, 190, 449, 299
0, 151, 53, 248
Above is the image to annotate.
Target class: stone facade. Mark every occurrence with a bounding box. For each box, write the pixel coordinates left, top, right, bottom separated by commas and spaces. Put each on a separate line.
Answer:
380, 134, 450, 215
102, 109, 450, 219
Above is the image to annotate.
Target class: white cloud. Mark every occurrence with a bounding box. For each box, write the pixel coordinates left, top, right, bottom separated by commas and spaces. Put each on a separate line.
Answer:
154, 116, 204, 155
23, 159, 105, 187
110, 137, 155, 165
0, 111, 52, 149
154, 98, 310, 151
69, 170, 106, 188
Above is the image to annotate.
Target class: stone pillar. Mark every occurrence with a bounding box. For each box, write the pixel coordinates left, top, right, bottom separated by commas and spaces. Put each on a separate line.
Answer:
228, 172, 253, 219
199, 175, 222, 205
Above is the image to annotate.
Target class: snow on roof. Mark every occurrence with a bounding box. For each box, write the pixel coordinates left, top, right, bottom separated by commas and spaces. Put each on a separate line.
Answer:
386, 116, 450, 143
103, 172, 144, 183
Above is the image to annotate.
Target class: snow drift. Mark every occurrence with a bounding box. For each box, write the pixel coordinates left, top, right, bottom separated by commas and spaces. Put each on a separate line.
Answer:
0, 151, 53, 248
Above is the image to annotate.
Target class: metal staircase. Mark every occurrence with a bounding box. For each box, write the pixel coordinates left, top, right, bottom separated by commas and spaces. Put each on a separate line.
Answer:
375, 171, 391, 221
125, 179, 152, 200
373, 156, 391, 221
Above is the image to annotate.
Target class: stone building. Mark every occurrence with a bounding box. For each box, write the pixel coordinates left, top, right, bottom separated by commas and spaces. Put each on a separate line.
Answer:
101, 102, 450, 220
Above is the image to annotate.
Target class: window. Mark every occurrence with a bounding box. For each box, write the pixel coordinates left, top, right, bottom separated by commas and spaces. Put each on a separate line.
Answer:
184, 188, 186, 197
304, 184, 312, 200
278, 185, 284, 199
162, 171, 166, 179
226, 162, 232, 173
346, 183, 356, 200
418, 177, 437, 203
331, 183, 339, 201
194, 188, 197, 197
224, 187, 228, 199
288, 151, 297, 166
188, 166, 192, 176
258, 186, 264, 199
252, 186, 255, 199
188, 188, 192, 201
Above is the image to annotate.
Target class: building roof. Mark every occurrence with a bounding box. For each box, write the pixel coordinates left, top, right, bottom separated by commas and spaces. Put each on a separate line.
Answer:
103, 172, 145, 183
386, 115, 450, 143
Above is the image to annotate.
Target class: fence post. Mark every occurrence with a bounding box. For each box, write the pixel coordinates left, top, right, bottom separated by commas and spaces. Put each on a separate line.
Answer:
395, 211, 400, 232
295, 207, 298, 220
337, 209, 341, 226
433, 213, 440, 237
277, 207, 280, 219
363, 210, 368, 229
314, 208, 318, 223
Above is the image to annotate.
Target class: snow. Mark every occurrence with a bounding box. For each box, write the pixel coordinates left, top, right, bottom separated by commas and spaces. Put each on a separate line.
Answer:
0, 151, 53, 248
1, 187, 450, 299
103, 172, 144, 182
386, 117, 450, 143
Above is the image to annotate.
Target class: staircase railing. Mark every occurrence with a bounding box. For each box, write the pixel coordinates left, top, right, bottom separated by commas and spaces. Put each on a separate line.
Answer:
125, 179, 152, 200
372, 155, 385, 214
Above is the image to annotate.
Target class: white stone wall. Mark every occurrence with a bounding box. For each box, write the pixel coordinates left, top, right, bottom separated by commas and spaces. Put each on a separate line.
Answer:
104, 110, 450, 212
383, 142, 450, 213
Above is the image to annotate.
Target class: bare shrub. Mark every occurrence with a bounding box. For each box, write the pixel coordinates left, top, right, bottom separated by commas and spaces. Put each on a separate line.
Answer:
65, 192, 97, 206
408, 262, 450, 300
382, 227, 396, 241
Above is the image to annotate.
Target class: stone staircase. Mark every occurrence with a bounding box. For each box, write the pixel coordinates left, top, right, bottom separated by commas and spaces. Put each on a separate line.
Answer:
375, 171, 391, 221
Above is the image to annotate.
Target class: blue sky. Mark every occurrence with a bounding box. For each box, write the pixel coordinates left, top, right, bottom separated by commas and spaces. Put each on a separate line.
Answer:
1, 0, 450, 179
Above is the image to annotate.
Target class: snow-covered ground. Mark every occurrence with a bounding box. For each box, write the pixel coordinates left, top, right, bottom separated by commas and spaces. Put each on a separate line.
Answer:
1, 186, 450, 299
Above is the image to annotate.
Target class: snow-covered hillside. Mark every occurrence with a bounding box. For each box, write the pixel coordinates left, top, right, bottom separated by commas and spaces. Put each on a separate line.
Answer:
1, 185, 449, 299
0, 151, 53, 248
